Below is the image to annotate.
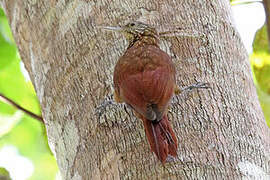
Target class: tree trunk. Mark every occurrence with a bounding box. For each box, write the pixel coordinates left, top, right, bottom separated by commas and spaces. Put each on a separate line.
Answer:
2, 0, 270, 179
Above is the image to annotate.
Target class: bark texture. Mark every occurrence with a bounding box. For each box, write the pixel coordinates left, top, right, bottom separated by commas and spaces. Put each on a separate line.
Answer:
2, 0, 270, 179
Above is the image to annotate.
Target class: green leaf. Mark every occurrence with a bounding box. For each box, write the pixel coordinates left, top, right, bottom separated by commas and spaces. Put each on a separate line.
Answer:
0, 115, 58, 179
0, 9, 16, 70
253, 24, 269, 53
0, 167, 11, 180
0, 56, 41, 116
251, 24, 270, 127
256, 87, 270, 127
0, 111, 22, 137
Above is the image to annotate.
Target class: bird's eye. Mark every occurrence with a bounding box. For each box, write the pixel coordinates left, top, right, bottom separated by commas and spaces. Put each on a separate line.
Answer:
130, 23, 135, 26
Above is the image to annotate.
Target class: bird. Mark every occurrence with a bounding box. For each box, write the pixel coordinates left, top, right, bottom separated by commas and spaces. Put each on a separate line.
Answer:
103, 21, 179, 163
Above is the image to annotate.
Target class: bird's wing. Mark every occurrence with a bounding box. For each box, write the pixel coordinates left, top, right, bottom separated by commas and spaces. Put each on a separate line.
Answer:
113, 45, 176, 120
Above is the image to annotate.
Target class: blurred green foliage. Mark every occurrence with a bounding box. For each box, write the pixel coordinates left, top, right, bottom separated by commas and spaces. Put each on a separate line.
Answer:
251, 24, 270, 127
230, 0, 262, 5
230, 0, 270, 128
0, 8, 58, 180
0, 167, 11, 180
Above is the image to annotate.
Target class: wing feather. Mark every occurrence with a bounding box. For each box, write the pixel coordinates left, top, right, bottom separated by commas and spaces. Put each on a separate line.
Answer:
113, 45, 176, 119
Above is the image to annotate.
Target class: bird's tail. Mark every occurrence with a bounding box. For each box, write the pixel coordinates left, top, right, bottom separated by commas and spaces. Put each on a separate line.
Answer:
142, 114, 178, 163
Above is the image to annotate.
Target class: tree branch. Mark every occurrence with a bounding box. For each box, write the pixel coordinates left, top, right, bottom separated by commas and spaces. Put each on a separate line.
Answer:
263, 0, 270, 52
231, 0, 262, 6
0, 93, 44, 123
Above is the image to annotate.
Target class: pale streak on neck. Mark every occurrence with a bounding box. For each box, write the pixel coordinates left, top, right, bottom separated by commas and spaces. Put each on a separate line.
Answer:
128, 35, 159, 48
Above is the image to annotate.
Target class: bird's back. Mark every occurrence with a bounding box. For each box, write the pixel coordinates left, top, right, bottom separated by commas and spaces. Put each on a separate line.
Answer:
113, 44, 176, 120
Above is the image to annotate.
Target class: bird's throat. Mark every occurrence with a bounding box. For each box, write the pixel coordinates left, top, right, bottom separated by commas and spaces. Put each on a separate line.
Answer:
128, 35, 159, 48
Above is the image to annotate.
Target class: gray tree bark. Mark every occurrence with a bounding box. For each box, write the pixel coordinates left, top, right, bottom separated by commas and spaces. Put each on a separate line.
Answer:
1, 0, 270, 179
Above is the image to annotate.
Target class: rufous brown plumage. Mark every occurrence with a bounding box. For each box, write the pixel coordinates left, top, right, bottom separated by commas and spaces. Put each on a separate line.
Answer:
111, 21, 178, 163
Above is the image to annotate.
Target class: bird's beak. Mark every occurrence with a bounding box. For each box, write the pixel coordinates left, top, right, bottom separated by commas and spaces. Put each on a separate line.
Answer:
99, 26, 122, 32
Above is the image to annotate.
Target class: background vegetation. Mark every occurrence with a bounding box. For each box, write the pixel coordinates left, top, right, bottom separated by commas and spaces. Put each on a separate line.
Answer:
0, 8, 58, 180
0, 1, 269, 179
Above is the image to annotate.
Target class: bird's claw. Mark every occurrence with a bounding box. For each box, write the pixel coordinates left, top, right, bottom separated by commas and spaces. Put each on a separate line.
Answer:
182, 82, 210, 92
95, 94, 117, 119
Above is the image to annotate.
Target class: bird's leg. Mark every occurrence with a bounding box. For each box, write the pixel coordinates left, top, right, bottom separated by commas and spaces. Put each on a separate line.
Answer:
113, 91, 123, 103
174, 82, 210, 95
169, 82, 210, 109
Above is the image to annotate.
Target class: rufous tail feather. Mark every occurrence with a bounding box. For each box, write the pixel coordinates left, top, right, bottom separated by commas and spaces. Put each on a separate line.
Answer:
142, 114, 177, 163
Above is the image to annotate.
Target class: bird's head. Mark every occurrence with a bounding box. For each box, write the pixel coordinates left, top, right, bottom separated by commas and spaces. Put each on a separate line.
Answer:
120, 21, 157, 41
102, 21, 158, 45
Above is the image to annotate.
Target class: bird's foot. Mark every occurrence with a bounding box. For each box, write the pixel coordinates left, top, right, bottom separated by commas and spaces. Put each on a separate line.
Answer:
170, 82, 210, 109
95, 94, 135, 128
175, 82, 210, 95
181, 82, 210, 92
95, 94, 118, 119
